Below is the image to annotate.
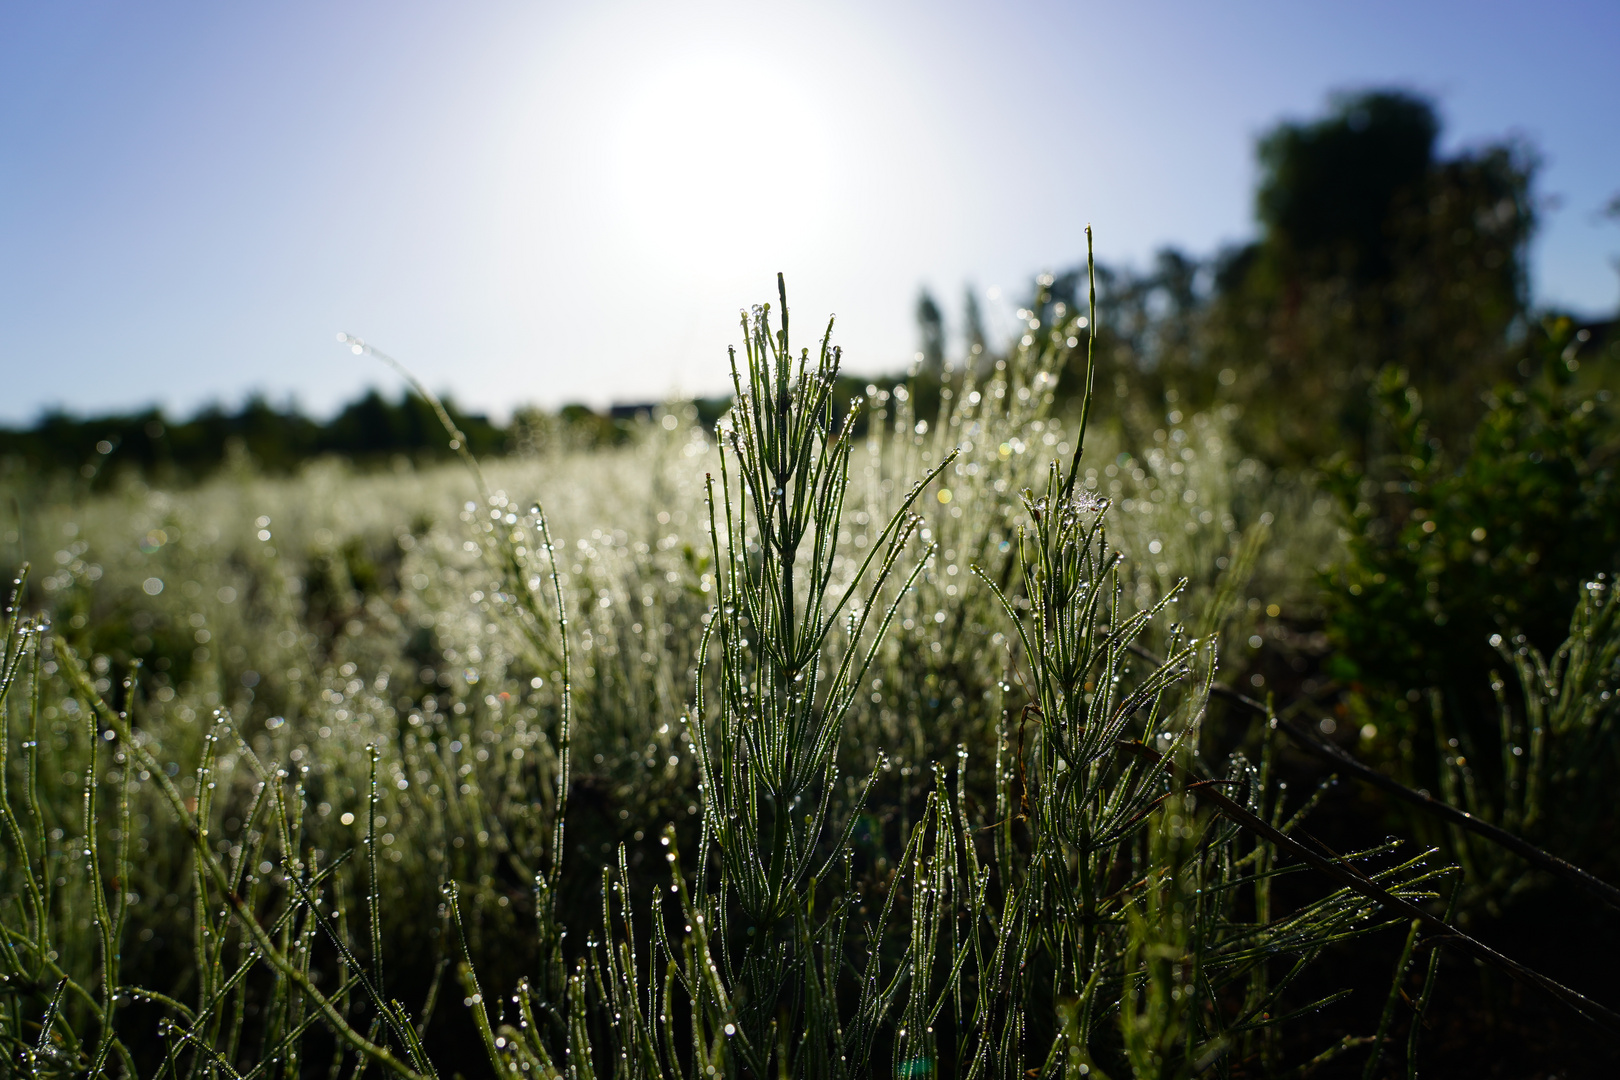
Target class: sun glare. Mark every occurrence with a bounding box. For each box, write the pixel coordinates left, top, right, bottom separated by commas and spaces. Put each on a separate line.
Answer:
609, 54, 835, 274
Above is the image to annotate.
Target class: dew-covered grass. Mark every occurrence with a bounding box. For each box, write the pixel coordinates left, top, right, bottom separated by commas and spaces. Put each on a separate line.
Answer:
3, 272, 1559, 1078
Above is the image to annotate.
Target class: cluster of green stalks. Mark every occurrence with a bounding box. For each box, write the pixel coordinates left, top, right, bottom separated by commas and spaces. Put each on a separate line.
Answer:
4, 252, 1615, 1077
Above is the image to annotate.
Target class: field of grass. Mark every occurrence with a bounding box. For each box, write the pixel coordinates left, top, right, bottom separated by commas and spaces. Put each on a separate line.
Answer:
3, 273, 1618, 1077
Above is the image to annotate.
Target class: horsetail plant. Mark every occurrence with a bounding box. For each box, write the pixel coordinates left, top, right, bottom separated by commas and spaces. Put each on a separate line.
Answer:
510, 270, 1450, 1080
691, 277, 956, 1070
697, 277, 955, 913
1439, 573, 1620, 908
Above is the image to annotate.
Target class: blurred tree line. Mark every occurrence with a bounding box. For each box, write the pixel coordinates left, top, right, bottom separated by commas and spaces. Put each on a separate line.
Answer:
0, 390, 516, 490
0, 388, 725, 490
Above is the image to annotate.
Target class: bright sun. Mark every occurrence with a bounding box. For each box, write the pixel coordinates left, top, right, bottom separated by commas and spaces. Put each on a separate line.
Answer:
608, 53, 836, 275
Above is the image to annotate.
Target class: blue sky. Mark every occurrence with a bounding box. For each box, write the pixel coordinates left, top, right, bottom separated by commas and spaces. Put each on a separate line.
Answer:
2, 0, 1617, 423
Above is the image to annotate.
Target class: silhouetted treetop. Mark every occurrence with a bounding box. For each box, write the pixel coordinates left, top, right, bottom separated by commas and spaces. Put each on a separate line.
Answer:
915, 288, 945, 374
1257, 90, 1439, 284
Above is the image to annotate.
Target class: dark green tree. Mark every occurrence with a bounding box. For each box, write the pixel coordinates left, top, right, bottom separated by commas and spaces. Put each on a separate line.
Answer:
915, 288, 945, 374
1210, 90, 1535, 461
1256, 91, 1438, 284
0, 389, 507, 488
962, 285, 987, 369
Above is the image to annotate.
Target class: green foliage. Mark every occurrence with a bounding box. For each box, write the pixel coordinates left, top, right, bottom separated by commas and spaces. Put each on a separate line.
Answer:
1438, 576, 1620, 907
1324, 321, 1620, 757
1117, 793, 1208, 1080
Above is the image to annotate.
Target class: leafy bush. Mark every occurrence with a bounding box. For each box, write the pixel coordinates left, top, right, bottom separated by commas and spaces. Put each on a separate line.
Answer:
1324, 320, 1620, 767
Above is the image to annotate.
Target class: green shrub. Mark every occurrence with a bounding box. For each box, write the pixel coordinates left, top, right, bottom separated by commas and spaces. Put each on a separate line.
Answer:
1325, 319, 1620, 738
